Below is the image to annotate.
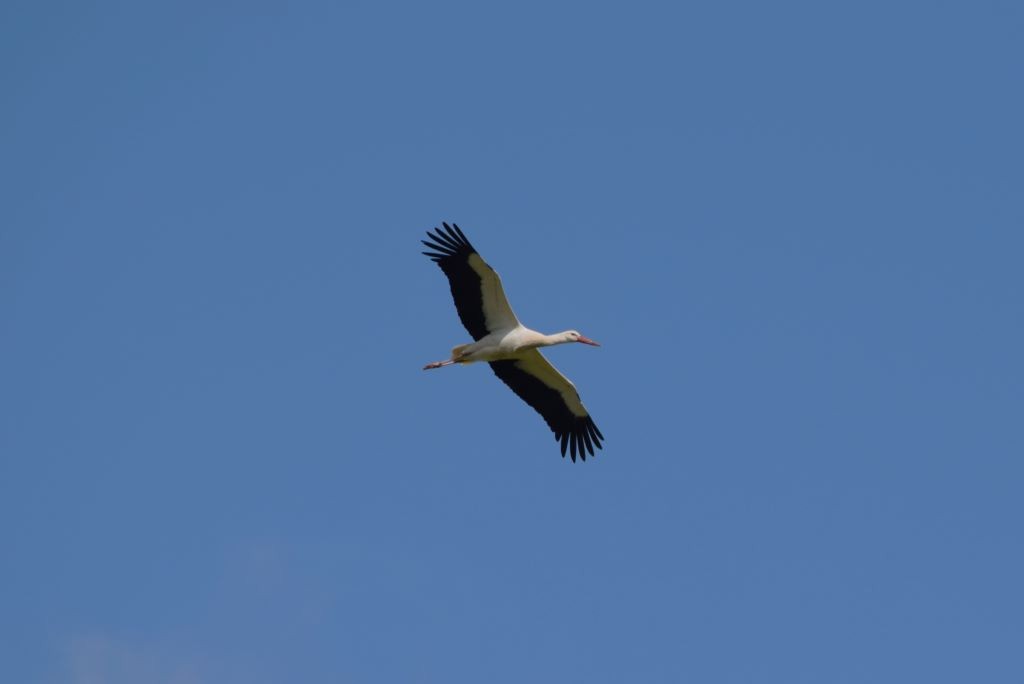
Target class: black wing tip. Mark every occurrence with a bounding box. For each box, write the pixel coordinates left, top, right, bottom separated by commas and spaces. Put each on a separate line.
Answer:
421, 222, 476, 261
557, 416, 603, 463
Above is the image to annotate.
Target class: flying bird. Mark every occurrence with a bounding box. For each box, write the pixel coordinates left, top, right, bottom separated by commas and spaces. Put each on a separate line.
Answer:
421, 222, 604, 462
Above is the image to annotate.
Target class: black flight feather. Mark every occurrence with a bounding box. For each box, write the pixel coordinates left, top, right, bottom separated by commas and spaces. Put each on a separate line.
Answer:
489, 359, 604, 463
421, 223, 489, 341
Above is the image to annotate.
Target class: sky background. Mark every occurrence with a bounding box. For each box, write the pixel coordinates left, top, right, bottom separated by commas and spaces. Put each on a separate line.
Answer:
2, 1, 1022, 682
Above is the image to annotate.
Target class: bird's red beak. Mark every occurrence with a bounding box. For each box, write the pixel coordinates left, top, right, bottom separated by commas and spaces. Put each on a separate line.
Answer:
577, 335, 601, 346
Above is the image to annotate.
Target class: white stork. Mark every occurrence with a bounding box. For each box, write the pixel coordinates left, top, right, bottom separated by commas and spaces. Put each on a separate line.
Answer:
421, 223, 604, 462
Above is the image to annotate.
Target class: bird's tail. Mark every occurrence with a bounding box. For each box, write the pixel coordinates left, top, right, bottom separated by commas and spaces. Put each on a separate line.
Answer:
450, 343, 472, 361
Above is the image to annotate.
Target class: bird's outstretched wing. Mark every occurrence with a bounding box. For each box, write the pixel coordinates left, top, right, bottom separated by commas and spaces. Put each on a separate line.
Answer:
489, 350, 604, 462
422, 223, 520, 341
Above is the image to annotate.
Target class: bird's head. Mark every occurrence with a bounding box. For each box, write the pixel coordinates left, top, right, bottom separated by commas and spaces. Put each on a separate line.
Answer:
564, 330, 600, 346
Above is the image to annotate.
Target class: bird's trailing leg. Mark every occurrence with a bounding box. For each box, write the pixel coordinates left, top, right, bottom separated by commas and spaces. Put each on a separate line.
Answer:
424, 343, 472, 370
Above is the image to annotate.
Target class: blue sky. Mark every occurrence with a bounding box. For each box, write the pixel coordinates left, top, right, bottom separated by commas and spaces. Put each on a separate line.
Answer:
2, 1, 1022, 682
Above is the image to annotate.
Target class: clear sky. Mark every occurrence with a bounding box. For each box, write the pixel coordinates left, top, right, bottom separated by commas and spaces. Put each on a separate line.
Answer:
2, 1, 1022, 682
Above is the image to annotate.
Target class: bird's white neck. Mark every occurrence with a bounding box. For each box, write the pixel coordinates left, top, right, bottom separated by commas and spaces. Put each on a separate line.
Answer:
530, 330, 577, 348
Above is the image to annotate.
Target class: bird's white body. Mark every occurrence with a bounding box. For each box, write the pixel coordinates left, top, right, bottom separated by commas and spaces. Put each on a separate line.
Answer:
453, 327, 579, 364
